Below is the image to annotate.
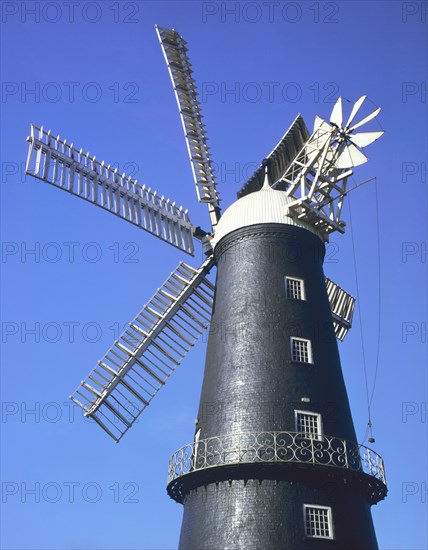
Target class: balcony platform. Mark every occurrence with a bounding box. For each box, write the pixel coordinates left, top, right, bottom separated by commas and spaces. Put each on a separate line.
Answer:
167, 431, 387, 505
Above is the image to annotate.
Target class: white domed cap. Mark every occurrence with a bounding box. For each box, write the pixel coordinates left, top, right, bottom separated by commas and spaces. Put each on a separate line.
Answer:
212, 184, 323, 248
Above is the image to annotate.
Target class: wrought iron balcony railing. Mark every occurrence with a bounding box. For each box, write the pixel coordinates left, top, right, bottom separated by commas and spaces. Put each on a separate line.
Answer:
168, 431, 386, 487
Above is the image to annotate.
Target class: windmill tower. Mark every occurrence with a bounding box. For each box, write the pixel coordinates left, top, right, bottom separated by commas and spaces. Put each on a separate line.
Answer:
24, 26, 387, 549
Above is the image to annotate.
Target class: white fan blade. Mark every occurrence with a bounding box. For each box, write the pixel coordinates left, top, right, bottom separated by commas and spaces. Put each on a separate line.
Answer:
345, 95, 366, 129
350, 131, 384, 148
330, 97, 343, 127
336, 143, 368, 169
349, 107, 381, 132
311, 117, 333, 154
314, 115, 331, 133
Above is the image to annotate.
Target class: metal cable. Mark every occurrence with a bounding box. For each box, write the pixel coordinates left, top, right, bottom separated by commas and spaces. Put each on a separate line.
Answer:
369, 183, 382, 412
348, 193, 373, 444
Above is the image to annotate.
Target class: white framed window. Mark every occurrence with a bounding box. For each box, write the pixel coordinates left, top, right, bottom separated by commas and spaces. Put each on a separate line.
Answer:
303, 505, 333, 539
290, 337, 312, 363
295, 410, 323, 440
285, 276, 305, 300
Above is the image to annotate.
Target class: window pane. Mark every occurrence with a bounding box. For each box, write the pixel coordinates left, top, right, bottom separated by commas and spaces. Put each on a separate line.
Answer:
304, 505, 332, 539
286, 277, 304, 300
296, 411, 321, 440
291, 338, 311, 363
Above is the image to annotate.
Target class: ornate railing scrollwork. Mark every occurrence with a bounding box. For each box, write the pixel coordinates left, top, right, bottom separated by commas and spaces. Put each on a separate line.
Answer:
167, 431, 387, 489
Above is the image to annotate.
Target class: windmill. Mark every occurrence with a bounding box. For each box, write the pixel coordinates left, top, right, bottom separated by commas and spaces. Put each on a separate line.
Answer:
25, 26, 387, 549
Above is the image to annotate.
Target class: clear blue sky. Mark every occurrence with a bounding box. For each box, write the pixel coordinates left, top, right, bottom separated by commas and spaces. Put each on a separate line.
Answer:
1, 1, 427, 549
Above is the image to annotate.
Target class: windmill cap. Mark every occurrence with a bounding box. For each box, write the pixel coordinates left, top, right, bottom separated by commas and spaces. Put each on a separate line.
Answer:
211, 185, 324, 248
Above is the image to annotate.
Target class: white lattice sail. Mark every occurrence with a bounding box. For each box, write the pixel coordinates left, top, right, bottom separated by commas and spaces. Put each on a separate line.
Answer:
325, 277, 356, 341
26, 124, 195, 255
156, 25, 220, 228
237, 114, 310, 198
70, 258, 215, 441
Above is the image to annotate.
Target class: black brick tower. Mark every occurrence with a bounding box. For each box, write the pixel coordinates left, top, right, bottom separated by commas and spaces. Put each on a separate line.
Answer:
167, 186, 387, 549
